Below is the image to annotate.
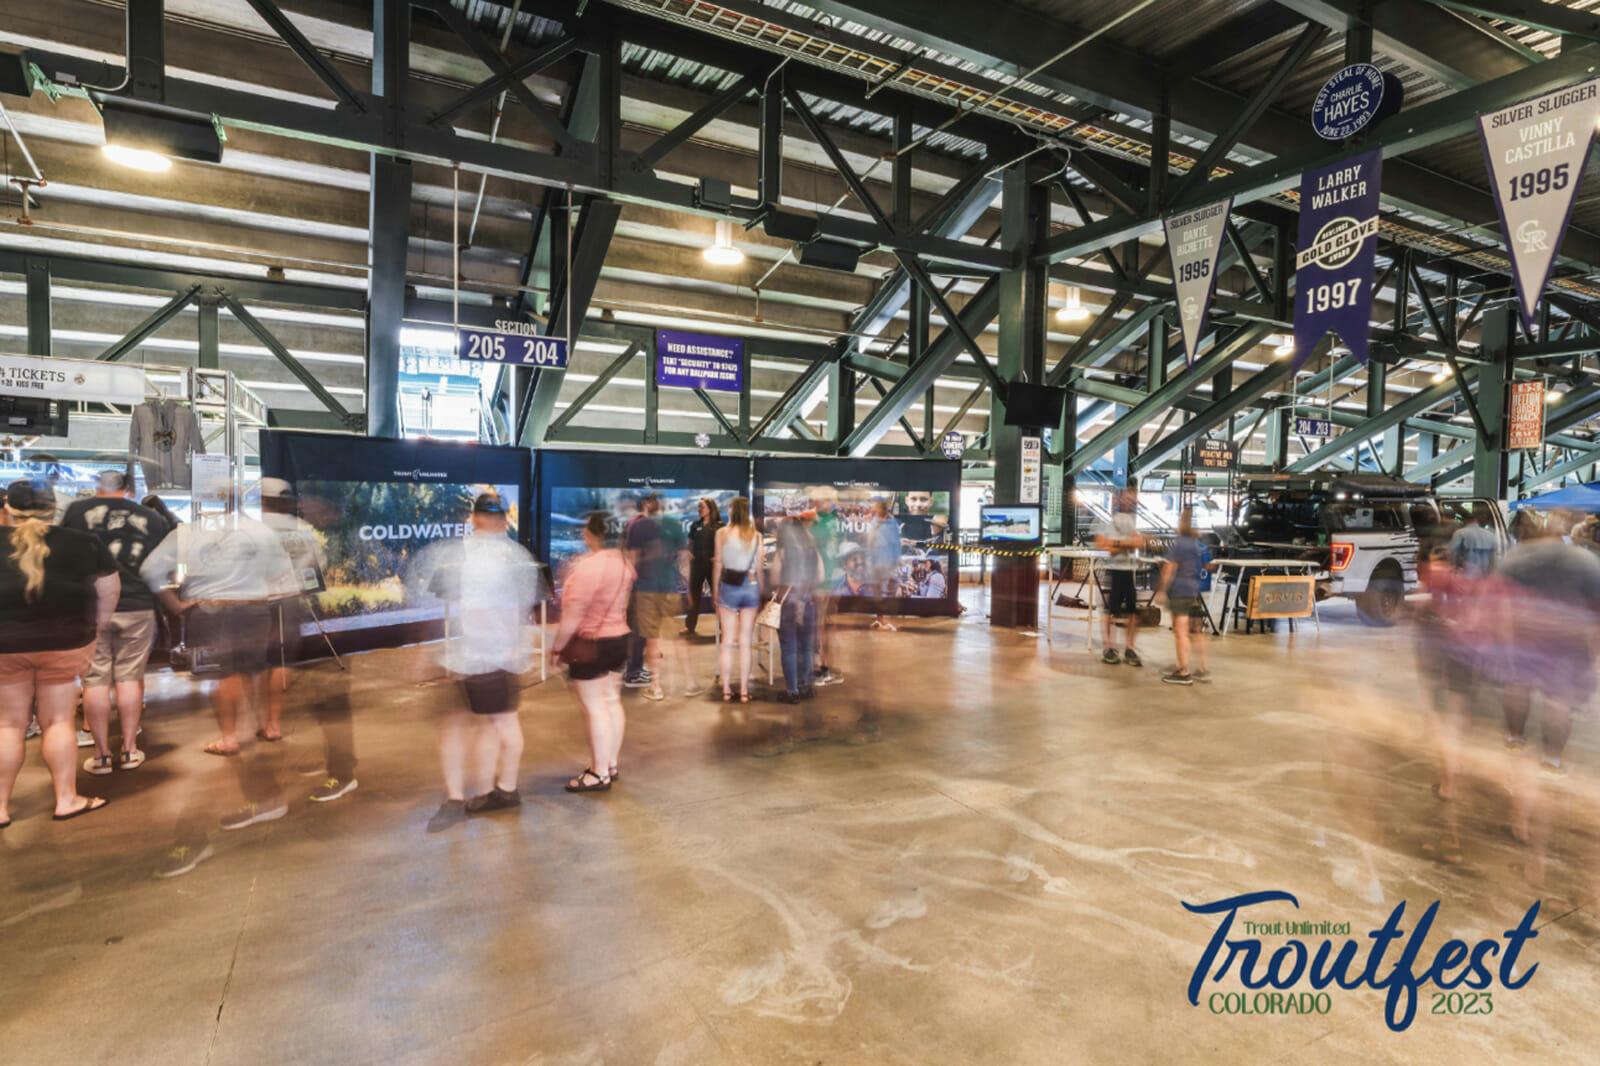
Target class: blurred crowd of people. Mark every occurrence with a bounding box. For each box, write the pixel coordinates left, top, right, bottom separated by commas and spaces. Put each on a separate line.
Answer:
0, 474, 914, 866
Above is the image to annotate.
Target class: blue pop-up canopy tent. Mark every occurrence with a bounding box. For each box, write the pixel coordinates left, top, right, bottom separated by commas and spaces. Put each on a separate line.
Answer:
1510, 482, 1600, 512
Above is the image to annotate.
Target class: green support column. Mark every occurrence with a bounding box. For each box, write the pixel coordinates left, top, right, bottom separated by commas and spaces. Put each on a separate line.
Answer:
1059, 390, 1078, 544
1474, 305, 1514, 498
990, 158, 1050, 627
25, 258, 50, 357
197, 293, 220, 370
1146, 315, 1167, 395
827, 363, 855, 446
1264, 408, 1291, 470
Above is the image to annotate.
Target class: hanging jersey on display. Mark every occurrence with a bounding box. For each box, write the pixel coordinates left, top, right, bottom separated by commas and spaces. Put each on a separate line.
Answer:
131, 399, 205, 489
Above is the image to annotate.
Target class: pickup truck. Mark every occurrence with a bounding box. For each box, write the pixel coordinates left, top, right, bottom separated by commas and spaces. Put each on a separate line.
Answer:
1222, 474, 1510, 626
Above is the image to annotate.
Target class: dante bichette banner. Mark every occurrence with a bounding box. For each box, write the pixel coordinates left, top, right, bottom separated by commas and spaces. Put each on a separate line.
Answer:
1163, 196, 1233, 370
1479, 78, 1600, 333
1293, 149, 1382, 373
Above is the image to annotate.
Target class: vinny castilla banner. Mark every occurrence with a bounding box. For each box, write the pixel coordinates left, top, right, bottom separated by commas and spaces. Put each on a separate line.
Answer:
1163, 197, 1233, 370
1294, 149, 1382, 374
1479, 78, 1600, 333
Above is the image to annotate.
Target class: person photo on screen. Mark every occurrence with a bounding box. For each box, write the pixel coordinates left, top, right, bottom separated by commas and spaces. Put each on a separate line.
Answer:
552, 513, 634, 794
714, 497, 763, 704
683, 497, 720, 638
899, 490, 938, 543
426, 493, 545, 819
1093, 488, 1146, 667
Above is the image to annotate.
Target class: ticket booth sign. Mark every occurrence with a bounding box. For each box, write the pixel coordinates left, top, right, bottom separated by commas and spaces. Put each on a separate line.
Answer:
1247, 575, 1316, 619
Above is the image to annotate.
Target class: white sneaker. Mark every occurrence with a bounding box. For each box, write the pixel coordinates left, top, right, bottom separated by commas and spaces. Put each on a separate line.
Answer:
24, 719, 40, 740
76, 729, 95, 748
156, 842, 214, 879
309, 777, 358, 803
219, 803, 288, 831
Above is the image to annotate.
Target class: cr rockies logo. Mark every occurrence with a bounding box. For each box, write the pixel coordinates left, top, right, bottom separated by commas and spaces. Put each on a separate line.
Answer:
1516, 219, 1548, 253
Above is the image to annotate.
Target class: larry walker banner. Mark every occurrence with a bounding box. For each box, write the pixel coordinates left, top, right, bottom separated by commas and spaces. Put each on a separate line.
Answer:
656, 330, 744, 392
1479, 78, 1600, 333
1163, 197, 1232, 370
1294, 149, 1382, 373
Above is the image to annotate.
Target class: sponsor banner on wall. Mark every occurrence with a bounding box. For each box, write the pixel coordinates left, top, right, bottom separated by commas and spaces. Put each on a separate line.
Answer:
1478, 79, 1600, 333
0, 353, 145, 405
1294, 149, 1382, 373
1163, 197, 1233, 369
1507, 380, 1546, 450
656, 330, 744, 392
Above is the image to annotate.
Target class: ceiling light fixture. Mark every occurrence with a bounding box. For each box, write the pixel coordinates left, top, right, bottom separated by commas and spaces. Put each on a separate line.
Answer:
102, 143, 171, 171
1056, 286, 1090, 322
1547, 388, 1563, 404
703, 219, 744, 266
1272, 335, 1294, 358
1430, 364, 1453, 384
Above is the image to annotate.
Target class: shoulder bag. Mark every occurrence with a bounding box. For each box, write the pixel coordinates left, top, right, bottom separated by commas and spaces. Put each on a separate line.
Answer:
757, 586, 788, 631
563, 554, 631, 665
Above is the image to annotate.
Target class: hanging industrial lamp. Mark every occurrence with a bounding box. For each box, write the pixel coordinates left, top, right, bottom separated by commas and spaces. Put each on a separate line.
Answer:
1056, 286, 1090, 322
703, 219, 744, 266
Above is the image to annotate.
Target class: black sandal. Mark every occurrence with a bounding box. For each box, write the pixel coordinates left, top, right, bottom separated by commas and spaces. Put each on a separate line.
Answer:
564, 768, 611, 793
52, 796, 109, 822
609, 764, 619, 781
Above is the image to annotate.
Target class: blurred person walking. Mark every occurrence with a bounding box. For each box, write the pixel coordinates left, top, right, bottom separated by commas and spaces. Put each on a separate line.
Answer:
629, 493, 695, 701
866, 497, 902, 630
1156, 508, 1210, 685
62, 471, 170, 773
553, 513, 634, 793
0, 479, 119, 824
810, 486, 843, 686
683, 498, 720, 637
430, 494, 544, 815
755, 508, 827, 756
714, 497, 763, 703
142, 494, 296, 829
1448, 504, 1501, 578
1094, 488, 1146, 666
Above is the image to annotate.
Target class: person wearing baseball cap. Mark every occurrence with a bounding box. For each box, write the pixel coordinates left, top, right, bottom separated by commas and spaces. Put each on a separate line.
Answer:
428, 490, 545, 819
0, 479, 120, 824
61, 470, 173, 774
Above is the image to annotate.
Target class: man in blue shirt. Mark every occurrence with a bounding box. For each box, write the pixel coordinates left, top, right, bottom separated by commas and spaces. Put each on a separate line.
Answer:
867, 497, 902, 631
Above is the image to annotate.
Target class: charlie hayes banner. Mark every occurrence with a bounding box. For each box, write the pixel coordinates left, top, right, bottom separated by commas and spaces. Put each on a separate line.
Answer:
1479, 78, 1600, 332
1294, 149, 1382, 373
1163, 197, 1233, 370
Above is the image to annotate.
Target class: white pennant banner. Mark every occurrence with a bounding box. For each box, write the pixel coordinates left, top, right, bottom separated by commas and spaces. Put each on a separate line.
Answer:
1479, 78, 1600, 331
1163, 197, 1233, 369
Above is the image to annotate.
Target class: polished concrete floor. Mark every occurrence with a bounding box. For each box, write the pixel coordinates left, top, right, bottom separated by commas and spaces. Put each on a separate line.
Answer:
3, 593, 1599, 1065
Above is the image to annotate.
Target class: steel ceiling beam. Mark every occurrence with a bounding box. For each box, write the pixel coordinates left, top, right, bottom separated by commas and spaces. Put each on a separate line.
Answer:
94, 285, 200, 363
220, 294, 355, 424
842, 276, 1002, 456
1067, 323, 1274, 476
1167, 21, 1329, 205
426, 36, 581, 128
241, 0, 367, 112
1424, 1, 1600, 43
1042, 42, 1600, 265
1288, 369, 1483, 471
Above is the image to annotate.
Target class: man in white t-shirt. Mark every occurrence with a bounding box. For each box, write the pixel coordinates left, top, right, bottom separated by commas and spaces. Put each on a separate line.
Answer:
1093, 489, 1146, 666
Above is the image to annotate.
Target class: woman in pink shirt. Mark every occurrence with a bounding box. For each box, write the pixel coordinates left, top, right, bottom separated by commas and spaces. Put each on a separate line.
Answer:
553, 513, 634, 793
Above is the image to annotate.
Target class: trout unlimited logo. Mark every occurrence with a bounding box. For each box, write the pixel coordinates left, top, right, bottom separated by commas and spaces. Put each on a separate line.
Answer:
1184, 891, 1540, 1031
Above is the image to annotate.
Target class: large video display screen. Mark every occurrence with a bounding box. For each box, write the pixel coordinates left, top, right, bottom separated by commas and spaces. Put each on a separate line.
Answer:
537, 450, 748, 594
752, 457, 960, 617
259, 431, 530, 637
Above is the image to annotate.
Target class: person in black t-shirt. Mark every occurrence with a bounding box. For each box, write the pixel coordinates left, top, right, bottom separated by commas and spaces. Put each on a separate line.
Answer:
0, 479, 119, 825
62, 471, 172, 774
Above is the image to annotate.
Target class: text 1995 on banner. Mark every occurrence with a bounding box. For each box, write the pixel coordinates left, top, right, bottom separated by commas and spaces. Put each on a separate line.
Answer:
1479, 78, 1600, 333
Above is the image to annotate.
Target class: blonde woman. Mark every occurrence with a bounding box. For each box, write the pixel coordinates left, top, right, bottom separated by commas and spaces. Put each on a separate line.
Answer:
0, 480, 120, 825
713, 496, 763, 702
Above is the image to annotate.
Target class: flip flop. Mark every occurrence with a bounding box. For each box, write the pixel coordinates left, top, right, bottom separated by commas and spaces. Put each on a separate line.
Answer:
255, 730, 282, 742
203, 740, 240, 757
52, 796, 109, 822
0, 819, 11, 830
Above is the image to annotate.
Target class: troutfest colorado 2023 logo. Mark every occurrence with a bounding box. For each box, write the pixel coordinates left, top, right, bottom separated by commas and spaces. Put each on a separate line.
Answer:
1183, 891, 1541, 1031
